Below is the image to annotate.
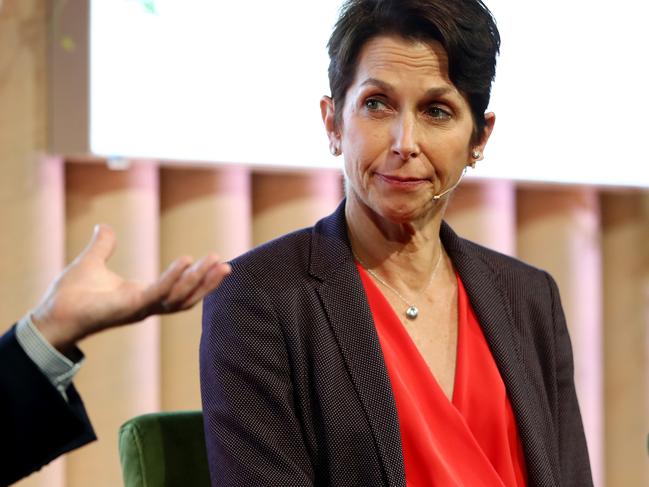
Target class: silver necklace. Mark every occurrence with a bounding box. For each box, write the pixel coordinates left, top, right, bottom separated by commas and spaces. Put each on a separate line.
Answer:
353, 246, 444, 320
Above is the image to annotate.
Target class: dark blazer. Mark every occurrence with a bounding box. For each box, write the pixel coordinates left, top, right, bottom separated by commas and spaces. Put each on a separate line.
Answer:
0, 326, 96, 487
200, 201, 592, 487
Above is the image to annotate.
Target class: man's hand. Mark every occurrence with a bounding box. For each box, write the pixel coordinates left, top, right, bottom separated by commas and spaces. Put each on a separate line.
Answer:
31, 224, 231, 353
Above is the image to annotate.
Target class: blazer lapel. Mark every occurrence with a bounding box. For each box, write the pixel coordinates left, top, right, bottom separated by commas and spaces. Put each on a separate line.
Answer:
309, 202, 406, 487
441, 222, 558, 487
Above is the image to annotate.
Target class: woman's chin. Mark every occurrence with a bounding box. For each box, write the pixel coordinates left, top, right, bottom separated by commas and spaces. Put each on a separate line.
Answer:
350, 191, 438, 227
373, 203, 432, 226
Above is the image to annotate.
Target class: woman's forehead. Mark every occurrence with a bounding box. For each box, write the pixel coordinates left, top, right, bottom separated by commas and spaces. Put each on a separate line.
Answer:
350, 36, 456, 94
358, 36, 449, 67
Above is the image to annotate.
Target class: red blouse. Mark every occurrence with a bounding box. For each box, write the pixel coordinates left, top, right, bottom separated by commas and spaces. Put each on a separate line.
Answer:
357, 264, 527, 486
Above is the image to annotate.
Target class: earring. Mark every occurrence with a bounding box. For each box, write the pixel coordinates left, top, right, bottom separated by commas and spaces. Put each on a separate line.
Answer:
471, 149, 482, 159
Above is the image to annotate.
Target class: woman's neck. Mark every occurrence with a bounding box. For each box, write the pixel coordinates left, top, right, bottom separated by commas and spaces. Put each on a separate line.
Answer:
345, 194, 447, 291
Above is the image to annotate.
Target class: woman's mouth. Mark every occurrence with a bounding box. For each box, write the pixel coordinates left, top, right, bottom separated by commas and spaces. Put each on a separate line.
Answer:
375, 173, 428, 188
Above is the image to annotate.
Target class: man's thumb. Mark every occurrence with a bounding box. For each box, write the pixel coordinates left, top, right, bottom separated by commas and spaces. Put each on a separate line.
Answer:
81, 224, 117, 262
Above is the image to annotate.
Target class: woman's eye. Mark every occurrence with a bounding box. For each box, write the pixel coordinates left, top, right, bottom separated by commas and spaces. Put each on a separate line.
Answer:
426, 106, 452, 120
364, 98, 386, 111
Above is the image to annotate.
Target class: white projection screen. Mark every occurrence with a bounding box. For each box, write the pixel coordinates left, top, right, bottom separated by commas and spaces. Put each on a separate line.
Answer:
89, 0, 649, 187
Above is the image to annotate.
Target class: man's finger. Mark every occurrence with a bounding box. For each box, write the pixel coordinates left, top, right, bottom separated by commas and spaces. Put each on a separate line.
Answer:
81, 224, 117, 263
161, 254, 222, 308
178, 262, 231, 310
142, 255, 193, 308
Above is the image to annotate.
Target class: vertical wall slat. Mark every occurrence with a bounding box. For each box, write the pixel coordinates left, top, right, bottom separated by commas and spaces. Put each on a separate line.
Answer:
0, 1, 65, 485
64, 161, 160, 487
252, 170, 343, 246
517, 187, 603, 486
445, 180, 516, 256
601, 191, 649, 487
160, 165, 251, 410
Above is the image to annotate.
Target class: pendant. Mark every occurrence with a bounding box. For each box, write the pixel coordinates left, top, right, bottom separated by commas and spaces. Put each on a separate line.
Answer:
405, 305, 419, 320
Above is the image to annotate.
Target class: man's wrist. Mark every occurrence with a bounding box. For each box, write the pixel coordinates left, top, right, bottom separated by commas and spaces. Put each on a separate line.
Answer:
31, 308, 80, 356
15, 314, 84, 400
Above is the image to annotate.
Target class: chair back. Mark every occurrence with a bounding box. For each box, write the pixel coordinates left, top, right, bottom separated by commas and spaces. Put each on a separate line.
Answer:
119, 410, 211, 487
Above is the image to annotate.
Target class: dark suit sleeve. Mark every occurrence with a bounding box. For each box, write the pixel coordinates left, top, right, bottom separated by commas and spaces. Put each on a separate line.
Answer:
200, 267, 314, 486
0, 326, 96, 487
545, 273, 594, 486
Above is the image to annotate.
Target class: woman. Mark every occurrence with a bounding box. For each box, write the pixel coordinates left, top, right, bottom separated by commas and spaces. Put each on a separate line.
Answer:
200, 0, 593, 485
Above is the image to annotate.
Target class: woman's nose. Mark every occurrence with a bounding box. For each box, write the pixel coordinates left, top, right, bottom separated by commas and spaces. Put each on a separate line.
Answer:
391, 113, 421, 160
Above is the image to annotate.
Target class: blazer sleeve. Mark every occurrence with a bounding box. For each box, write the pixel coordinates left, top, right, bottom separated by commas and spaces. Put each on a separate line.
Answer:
0, 326, 96, 487
200, 267, 314, 486
545, 273, 594, 486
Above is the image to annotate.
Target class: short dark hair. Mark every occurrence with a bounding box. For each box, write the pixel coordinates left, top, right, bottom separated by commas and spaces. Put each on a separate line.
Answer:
327, 0, 500, 143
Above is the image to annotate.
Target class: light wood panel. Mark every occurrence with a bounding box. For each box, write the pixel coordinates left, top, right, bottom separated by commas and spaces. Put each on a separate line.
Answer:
445, 180, 516, 256
517, 187, 604, 486
1, 1, 65, 485
64, 161, 160, 487
252, 170, 343, 246
601, 191, 649, 487
160, 166, 251, 410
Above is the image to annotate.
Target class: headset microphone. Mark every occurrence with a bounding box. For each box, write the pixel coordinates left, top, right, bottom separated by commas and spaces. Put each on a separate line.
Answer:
432, 166, 468, 201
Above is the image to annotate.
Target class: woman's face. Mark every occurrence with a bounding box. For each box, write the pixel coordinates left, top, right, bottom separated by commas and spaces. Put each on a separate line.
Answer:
322, 35, 494, 225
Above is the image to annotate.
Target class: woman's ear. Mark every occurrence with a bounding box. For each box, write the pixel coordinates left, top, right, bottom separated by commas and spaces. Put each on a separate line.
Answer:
320, 96, 340, 155
472, 112, 496, 162
478, 112, 496, 154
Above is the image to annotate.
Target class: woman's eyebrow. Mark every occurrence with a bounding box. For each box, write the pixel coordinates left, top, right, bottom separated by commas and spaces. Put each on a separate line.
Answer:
423, 86, 454, 98
359, 77, 394, 91
359, 77, 454, 99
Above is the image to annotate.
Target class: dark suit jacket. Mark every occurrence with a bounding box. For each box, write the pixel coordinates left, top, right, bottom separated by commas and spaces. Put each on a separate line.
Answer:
0, 326, 96, 487
200, 201, 592, 487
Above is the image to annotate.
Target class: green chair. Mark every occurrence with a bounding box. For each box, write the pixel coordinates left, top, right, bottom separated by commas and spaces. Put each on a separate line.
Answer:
118, 410, 211, 487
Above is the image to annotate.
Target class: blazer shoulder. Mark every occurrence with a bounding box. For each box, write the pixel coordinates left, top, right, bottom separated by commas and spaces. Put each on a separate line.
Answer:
449, 233, 560, 304
459, 236, 551, 281
222, 226, 315, 294
451, 232, 562, 313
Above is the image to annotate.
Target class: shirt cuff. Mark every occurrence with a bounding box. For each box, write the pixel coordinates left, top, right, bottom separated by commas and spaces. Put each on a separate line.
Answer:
15, 314, 85, 401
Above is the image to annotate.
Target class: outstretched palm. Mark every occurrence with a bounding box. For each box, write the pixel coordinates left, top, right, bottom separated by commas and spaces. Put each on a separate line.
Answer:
32, 225, 230, 351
